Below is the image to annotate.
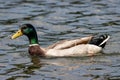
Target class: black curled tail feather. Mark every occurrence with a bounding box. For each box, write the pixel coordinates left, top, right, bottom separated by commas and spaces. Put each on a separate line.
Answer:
88, 34, 110, 48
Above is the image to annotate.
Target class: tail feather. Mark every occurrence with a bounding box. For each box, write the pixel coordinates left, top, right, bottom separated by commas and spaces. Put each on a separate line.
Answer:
89, 34, 110, 48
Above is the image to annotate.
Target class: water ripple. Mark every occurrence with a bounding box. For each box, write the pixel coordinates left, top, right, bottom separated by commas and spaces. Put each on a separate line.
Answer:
0, 0, 120, 80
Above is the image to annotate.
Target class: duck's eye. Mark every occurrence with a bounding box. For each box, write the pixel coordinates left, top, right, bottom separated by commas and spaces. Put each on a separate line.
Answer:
22, 25, 27, 30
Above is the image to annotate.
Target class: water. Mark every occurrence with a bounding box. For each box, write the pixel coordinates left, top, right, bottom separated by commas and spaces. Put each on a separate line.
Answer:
0, 0, 120, 80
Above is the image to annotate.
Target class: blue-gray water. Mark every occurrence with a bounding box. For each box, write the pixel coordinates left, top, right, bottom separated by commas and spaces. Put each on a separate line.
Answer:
0, 0, 120, 80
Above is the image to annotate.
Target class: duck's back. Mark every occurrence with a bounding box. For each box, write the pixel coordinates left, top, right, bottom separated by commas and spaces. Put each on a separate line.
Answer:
47, 36, 92, 50
46, 44, 102, 57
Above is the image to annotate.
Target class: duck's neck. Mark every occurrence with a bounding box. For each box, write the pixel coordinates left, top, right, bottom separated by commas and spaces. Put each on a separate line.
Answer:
27, 32, 39, 45
29, 37, 39, 45
28, 35, 45, 56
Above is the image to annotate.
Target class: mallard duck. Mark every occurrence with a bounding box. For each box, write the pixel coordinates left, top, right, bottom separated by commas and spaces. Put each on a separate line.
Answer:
11, 24, 110, 57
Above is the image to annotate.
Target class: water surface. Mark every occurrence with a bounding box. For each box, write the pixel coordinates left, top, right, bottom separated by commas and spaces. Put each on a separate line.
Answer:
0, 0, 120, 80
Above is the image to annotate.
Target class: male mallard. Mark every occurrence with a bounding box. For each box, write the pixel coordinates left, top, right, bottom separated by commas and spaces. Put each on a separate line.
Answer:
11, 24, 110, 57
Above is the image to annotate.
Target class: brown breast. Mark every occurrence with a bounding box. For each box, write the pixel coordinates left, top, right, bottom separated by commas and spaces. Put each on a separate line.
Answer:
28, 45, 45, 56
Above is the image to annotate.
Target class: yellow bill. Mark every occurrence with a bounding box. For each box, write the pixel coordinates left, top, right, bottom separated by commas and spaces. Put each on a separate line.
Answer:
11, 29, 23, 39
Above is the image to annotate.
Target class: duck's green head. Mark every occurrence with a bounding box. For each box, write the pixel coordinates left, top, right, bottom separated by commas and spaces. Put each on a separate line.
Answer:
11, 24, 39, 44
